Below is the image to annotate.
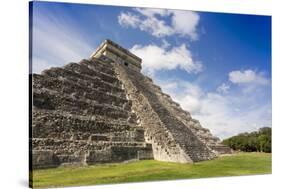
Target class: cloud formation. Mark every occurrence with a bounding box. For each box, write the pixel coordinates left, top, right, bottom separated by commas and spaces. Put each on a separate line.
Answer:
229, 69, 269, 85
118, 8, 200, 40
130, 43, 202, 75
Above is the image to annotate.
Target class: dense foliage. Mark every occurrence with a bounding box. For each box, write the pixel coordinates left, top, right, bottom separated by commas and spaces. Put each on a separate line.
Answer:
222, 127, 271, 153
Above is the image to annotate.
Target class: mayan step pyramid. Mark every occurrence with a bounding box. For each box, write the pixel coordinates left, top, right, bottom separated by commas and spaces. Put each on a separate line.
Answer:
31, 39, 231, 169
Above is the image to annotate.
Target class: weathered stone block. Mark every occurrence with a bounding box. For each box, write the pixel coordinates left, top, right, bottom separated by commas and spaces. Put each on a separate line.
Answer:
32, 150, 60, 169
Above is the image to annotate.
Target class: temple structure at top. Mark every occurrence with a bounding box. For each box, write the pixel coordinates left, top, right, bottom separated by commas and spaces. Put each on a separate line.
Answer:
90, 39, 142, 72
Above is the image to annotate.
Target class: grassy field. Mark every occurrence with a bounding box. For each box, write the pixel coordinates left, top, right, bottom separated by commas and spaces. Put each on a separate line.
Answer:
32, 152, 271, 188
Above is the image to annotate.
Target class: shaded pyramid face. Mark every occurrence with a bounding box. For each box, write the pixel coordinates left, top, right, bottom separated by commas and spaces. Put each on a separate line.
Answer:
31, 39, 231, 169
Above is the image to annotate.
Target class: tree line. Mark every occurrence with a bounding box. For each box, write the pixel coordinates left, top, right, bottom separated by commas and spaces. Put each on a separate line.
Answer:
222, 127, 271, 153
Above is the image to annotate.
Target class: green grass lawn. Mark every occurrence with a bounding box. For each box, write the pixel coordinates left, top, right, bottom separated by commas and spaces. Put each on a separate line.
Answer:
32, 152, 271, 188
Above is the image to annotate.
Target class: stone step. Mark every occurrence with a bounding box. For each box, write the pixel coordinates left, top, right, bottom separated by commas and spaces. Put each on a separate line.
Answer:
32, 109, 138, 135
139, 70, 219, 158
33, 129, 145, 142
33, 76, 130, 109
87, 130, 145, 142
35, 68, 126, 98
90, 57, 116, 70
151, 84, 220, 148
79, 59, 115, 76
115, 64, 190, 162
32, 109, 136, 124
208, 144, 232, 154
123, 66, 215, 162
62, 63, 122, 86
32, 110, 144, 141
41, 64, 122, 89
32, 139, 153, 168
32, 138, 150, 152
33, 89, 131, 119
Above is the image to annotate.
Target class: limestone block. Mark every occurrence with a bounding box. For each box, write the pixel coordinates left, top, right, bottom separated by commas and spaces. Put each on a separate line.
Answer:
32, 150, 60, 169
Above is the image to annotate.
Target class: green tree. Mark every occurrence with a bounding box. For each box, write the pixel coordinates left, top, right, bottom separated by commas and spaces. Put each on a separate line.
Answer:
222, 127, 271, 153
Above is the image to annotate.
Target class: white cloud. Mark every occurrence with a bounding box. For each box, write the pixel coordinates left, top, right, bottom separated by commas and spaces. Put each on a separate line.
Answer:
196, 95, 271, 139
217, 83, 230, 94
135, 8, 169, 17
32, 11, 95, 73
118, 8, 200, 40
170, 10, 199, 40
118, 10, 173, 38
130, 43, 202, 75
117, 12, 141, 28
229, 69, 269, 85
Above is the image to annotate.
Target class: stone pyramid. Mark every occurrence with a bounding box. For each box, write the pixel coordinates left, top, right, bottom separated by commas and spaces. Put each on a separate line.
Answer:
31, 39, 231, 169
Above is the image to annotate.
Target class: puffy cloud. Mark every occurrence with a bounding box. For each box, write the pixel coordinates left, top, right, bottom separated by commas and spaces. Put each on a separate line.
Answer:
196, 94, 271, 139
170, 10, 199, 40
117, 12, 142, 28
118, 8, 200, 40
130, 43, 202, 75
229, 69, 269, 85
118, 10, 173, 38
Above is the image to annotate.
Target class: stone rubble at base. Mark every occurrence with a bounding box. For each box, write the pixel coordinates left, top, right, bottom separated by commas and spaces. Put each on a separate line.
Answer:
31, 39, 232, 169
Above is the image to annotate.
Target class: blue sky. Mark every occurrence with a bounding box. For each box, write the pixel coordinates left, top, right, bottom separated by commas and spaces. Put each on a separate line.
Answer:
31, 1, 272, 139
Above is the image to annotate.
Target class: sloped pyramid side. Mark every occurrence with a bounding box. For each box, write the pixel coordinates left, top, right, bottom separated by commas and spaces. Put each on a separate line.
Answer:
114, 63, 218, 162
31, 58, 153, 169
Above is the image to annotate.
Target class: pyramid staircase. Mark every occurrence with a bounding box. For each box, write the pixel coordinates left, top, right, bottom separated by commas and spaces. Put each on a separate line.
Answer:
31, 58, 153, 169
